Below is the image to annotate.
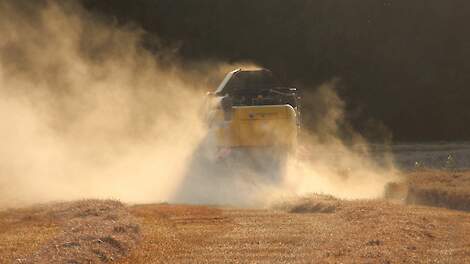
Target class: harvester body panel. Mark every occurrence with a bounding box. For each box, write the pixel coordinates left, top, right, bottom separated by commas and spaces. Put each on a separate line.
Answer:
215, 105, 297, 150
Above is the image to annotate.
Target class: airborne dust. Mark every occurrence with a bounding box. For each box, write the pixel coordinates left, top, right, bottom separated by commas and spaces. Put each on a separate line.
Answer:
0, 1, 398, 208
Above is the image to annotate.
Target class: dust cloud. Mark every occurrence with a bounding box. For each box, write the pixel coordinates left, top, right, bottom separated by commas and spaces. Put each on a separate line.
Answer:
171, 81, 400, 207
0, 1, 211, 206
0, 1, 398, 208
282, 83, 399, 200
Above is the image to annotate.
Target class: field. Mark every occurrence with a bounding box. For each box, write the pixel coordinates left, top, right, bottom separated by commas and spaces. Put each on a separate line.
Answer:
405, 170, 470, 211
1, 171, 470, 263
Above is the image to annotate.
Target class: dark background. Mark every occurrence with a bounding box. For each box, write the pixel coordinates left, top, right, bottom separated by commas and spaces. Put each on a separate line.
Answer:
81, 0, 470, 142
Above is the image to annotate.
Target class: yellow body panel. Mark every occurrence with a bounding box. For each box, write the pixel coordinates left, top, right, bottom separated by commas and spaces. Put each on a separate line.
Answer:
215, 105, 297, 149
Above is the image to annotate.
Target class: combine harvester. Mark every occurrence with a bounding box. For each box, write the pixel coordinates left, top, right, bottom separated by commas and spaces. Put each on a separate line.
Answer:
205, 68, 301, 182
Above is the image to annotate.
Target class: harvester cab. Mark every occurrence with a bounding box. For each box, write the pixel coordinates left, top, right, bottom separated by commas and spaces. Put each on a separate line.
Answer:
206, 68, 301, 179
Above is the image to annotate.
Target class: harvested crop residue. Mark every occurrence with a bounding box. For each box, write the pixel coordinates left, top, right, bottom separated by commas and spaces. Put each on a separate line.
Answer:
386, 170, 470, 211
271, 194, 340, 213
406, 170, 470, 211
118, 199, 470, 263
0, 205, 60, 262
1, 200, 140, 263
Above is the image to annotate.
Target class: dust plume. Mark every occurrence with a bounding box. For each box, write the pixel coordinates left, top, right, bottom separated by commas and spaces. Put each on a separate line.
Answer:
0, 1, 398, 208
172, 80, 400, 207
0, 0, 217, 207
280, 82, 399, 200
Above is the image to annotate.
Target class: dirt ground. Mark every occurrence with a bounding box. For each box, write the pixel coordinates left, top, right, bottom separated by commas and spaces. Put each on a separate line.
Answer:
1, 171, 470, 263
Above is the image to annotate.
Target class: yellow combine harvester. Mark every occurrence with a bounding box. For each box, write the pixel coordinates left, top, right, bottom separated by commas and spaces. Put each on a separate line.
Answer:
206, 69, 301, 180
